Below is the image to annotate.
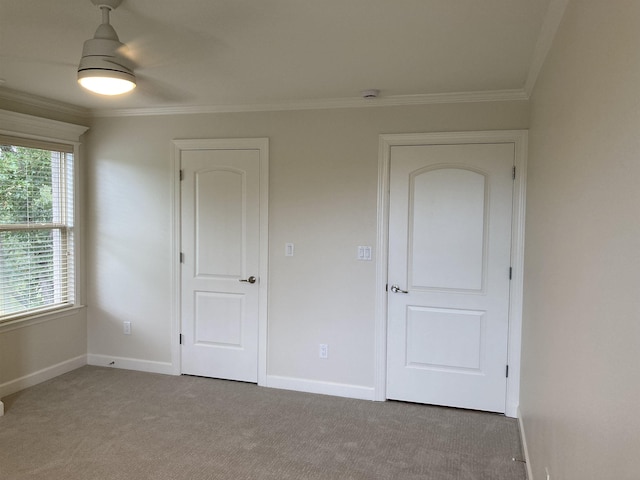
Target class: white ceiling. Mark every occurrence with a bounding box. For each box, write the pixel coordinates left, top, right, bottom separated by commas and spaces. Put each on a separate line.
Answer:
0, 0, 555, 115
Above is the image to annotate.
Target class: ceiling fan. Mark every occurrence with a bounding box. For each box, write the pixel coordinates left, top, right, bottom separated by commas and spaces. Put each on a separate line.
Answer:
75, 0, 201, 103
77, 0, 136, 95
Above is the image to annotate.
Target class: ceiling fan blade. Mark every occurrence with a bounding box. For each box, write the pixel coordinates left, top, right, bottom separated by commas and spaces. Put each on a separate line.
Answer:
116, 4, 221, 70
133, 73, 195, 104
0, 54, 76, 69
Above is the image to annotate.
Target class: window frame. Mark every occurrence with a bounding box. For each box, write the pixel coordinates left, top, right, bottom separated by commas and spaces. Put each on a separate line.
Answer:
0, 141, 74, 320
0, 110, 89, 327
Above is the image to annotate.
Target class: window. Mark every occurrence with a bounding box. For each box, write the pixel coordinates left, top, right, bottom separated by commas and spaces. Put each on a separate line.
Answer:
0, 136, 75, 321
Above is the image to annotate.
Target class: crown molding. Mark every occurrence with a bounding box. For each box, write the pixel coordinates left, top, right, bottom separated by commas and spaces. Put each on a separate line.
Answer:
524, 0, 570, 96
0, 86, 529, 120
91, 89, 529, 118
0, 109, 89, 142
0, 87, 91, 120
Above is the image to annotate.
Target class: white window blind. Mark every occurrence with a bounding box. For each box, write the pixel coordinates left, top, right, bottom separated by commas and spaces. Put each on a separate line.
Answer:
0, 136, 75, 322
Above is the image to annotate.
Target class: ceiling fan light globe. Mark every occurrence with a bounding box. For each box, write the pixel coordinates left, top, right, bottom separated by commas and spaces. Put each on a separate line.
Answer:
78, 73, 136, 95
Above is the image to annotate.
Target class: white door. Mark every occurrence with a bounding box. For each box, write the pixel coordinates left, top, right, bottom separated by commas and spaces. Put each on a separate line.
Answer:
180, 145, 263, 382
386, 143, 514, 412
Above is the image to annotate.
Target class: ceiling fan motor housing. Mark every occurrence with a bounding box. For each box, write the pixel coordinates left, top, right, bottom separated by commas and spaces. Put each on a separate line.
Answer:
78, 37, 135, 81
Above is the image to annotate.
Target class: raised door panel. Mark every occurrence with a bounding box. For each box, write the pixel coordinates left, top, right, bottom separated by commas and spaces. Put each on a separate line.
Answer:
406, 306, 484, 372
410, 168, 486, 291
194, 291, 244, 347
195, 169, 244, 278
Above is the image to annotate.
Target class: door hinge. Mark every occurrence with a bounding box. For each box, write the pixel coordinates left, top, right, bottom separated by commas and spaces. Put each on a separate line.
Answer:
179, 169, 184, 181
512, 166, 516, 180
509, 267, 512, 280
506, 365, 509, 378
180, 252, 184, 263
385, 284, 388, 292
179, 334, 183, 345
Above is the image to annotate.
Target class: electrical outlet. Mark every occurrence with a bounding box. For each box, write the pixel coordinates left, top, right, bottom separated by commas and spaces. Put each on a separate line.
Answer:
123, 321, 131, 335
319, 344, 328, 359
545, 467, 551, 480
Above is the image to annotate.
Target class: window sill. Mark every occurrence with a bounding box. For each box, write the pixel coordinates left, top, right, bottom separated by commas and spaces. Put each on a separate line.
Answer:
0, 305, 86, 333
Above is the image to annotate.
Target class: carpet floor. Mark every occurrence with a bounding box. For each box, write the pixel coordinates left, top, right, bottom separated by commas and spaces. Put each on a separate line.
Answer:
0, 366, 526, 480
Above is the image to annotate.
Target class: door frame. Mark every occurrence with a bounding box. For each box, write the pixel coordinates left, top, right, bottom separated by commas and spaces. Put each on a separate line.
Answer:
374, 131, 527, 417
170, 138, 269, 386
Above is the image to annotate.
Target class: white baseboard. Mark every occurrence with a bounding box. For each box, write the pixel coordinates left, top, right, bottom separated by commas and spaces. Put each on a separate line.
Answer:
517, 406, 534, 480
87, 354, 176, 375
0, 354, 87, 405
266, 375, 375, 401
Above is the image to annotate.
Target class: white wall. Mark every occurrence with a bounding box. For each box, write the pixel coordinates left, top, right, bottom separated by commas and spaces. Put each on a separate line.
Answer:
521, 1, 640, 478
85, 102, 528, 391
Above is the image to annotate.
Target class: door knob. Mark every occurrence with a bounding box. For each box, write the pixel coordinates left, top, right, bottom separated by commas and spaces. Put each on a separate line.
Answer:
390, 284, 408, 294
239, 276, 257, 284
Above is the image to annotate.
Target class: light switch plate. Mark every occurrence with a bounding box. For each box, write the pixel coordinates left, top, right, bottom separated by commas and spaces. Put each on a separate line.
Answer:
285, 243, 294, 256
357, 246, 372, 261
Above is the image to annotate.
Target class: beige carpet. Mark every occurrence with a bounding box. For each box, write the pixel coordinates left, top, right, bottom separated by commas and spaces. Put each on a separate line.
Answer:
0, 366, 526, 479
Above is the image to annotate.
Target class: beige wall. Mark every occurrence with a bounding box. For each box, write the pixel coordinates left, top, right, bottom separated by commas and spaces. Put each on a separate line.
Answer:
85, 101, 528, 388
521, 1, 640, 478
0, 311, 87, 392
